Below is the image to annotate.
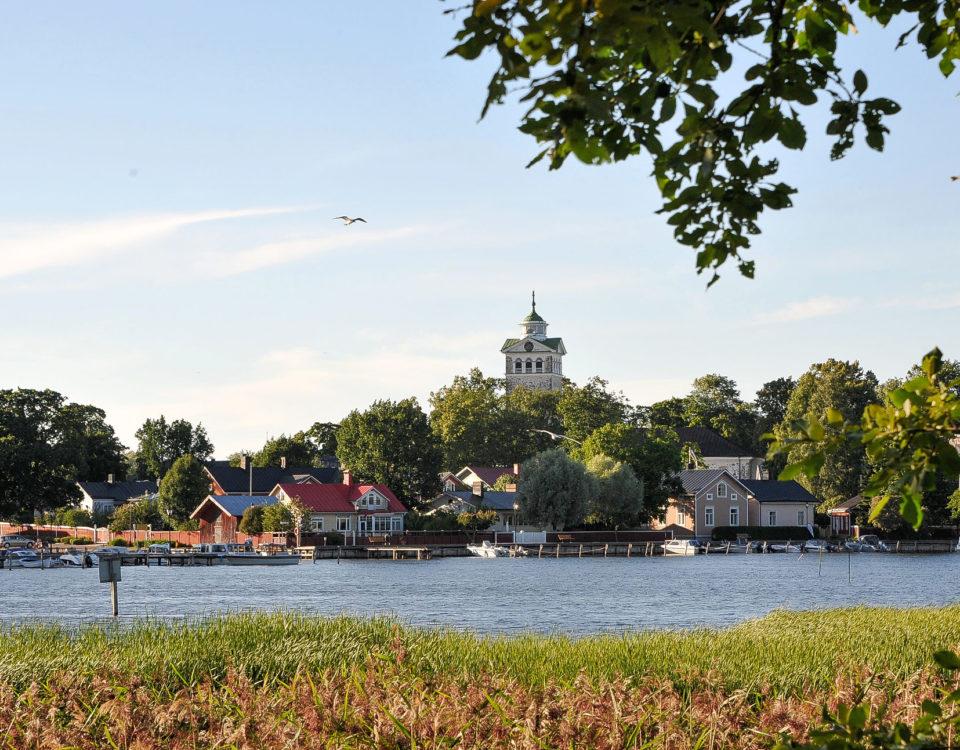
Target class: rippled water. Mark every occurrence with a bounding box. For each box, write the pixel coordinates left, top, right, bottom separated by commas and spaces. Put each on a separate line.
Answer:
1, 553, 958, 634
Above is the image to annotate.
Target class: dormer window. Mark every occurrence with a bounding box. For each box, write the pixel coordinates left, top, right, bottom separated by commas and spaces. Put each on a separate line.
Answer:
717, 482, 727, 498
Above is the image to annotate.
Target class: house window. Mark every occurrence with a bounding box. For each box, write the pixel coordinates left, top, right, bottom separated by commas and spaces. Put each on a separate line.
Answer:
536, 359, 543, 372
730, 507, 739, 526
391, 516, 403, 531
717, 483, 727, 498
525, 359, 532, 372
797, 510, 805, 525
706, 493, 713, 503
514, 360, 522, 373
310, 516, 324, 532
705, 507, 715, 526
768, 510, 777, 526
373, 515, 393, 532
336, 517, 351, 532
358, 516, 371, 533
731, 493, 737, 502
677, 507, 686, 525
444, 480, 455, 492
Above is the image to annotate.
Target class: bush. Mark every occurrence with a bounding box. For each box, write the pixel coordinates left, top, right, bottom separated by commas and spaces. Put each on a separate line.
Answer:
108, 538, 130, 547
108, 498, 169, 533
54, 536, 95, 545
711, 525, 814, 541
54, 508, 94, 527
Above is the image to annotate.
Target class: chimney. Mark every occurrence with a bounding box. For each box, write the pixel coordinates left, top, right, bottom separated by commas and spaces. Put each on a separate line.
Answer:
342, 469, 352, 485
107, 473, 115, 484
513, 463, 521, 477
280, 456, 287, 470
472, 481, 484, 498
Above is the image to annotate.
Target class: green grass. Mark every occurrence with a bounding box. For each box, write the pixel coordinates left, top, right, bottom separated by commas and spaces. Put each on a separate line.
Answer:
2, 605, 959, 695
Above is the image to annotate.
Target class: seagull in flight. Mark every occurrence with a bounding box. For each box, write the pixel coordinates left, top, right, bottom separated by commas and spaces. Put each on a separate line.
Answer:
951, 176, 959, 182
333, 215, 367, 225
530, 429, 583, 445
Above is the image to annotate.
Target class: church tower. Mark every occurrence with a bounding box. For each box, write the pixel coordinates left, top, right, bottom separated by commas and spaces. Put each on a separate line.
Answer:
501, 292, 566, 392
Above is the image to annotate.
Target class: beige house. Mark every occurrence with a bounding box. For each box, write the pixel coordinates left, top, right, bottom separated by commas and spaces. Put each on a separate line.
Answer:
655, 469, 817, 538
677, 426, 767, 480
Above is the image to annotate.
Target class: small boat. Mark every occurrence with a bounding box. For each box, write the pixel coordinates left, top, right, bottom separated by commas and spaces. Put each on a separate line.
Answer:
225, 550, 300, 566
466, 540, 510, 558
8, 550, 61, 568
769, 543, 801, 553
801, 540, 833, 553
857, 534, 889, 552
663, 539, 701, 556
59, 551, 98, 567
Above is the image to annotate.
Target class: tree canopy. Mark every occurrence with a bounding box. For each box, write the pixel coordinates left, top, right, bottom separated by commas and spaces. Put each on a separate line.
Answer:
445, 0, 958, 283
0, 389, 126, 520
584, 454, 645, 527
518, 448, 595, 529
773, 359, 879, 509
157, 454, 208, 523
134, 416, 213, 480
336, 398, 443, 505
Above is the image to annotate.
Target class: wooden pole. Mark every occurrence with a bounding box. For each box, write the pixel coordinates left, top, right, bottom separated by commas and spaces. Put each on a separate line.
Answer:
556, 543, 560, 558
538, 544, 543, 559
110, 580, 118, 617
627, 543, 632, 558
578, 544, 583, 558
604, 543, 608, 558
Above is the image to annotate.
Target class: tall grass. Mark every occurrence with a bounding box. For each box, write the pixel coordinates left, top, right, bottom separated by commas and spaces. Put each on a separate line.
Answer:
2, 607, 959, 748
1, 605, 959, 694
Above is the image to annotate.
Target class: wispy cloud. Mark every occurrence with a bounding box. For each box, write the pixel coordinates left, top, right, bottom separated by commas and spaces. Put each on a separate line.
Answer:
0, 206, 308, 280
757, 295, 859, 323
196, 225, 429, 276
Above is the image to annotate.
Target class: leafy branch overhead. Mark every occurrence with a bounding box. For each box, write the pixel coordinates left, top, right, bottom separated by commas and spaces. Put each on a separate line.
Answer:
446, 0, 958, 283
768, 349, 960, 529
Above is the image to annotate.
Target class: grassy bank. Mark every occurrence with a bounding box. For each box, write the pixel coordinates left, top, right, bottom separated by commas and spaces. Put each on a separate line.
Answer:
2, 607, 960, 748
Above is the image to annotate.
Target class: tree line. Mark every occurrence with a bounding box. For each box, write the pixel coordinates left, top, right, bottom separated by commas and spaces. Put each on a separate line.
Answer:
2, 354, 957, 532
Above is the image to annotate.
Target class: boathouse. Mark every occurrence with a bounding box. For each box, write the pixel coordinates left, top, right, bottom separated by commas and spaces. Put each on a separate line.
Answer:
191, 494, 279, 544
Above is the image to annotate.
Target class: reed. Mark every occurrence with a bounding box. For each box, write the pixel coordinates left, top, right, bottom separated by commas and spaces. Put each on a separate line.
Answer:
1, 605, 959, 693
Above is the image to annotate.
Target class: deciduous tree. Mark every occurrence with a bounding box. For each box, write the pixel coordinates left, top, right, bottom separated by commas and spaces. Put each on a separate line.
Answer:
337, 398, 442, 506
584, 454, 644, 528
238, 505, 265, 535
157, 454, 208, 523
557, 377, 629, 443
134, 416, 213, 480
444, 0, 957, 283
517, 449, 595, 530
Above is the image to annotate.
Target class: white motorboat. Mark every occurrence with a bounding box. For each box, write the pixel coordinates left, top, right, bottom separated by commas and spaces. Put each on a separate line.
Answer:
663, 539, 701, 556
466, 540, 510, 558
857, 534, 889, 552
7, 550, 61, 568
60, 550, 98, 567
769, 543, 801, 553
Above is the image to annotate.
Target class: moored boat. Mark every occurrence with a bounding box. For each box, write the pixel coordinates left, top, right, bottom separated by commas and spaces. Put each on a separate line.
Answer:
466, 540, 510, 558
663, 539, 701, 556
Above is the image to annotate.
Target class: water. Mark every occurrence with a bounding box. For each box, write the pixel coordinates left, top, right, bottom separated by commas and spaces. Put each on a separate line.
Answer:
2, 554, 958, 634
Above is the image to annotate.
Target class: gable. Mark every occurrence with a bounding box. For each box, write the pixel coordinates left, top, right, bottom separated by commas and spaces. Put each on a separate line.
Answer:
501, 337, 564, 355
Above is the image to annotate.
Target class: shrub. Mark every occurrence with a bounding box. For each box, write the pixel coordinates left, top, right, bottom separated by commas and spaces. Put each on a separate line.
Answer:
711, 525, 814, 541
239, 505, 265, 534
108, 498, 168, 533
108, 538, 130, 547
54, 536, 94, 545
55, 508, 94, 527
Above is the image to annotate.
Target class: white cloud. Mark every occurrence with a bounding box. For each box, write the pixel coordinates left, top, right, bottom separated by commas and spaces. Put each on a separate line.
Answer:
0, 206, 308, 280
195, 225, 430, 277
757, 295, 859, 323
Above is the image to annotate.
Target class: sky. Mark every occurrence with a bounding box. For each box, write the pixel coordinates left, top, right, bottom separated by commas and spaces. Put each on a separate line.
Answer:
0, 2, 957, 458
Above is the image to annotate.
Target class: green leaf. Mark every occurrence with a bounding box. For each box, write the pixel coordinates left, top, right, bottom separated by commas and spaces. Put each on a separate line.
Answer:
933, 650, 960, 671
848, 705, 868, 730
853, 69, 868, 95
778, 116, 807, 149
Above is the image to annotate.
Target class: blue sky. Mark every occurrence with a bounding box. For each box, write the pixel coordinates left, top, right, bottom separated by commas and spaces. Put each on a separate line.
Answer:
0, 2, 956, 457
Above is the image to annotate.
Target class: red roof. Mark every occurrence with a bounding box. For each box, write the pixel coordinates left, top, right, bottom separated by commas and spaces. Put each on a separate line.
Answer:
273, 482, 406, 513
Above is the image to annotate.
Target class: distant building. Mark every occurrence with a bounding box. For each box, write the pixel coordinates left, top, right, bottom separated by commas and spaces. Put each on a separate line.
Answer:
676, 425, 766, 480
203, 456, 338, 495
827, 495, 866, 537
501, 292, 566, 392
190, 494, 280, 544
271, 471, 407, 537
655, 469, 816, 538
77, 477, 158, 515
441, 464, 519, 493
425, 488, 520, 532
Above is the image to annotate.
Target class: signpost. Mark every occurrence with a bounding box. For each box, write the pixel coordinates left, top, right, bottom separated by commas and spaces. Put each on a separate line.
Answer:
98, 556, 121, 617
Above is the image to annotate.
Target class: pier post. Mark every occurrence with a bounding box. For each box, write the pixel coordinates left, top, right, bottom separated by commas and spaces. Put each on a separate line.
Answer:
578, 544, 583, 558
604, 544, 608, 557
627, 543, 632, 558
111, 580, 118, 617
556, 544, 560, 558
538, 544, 543, 559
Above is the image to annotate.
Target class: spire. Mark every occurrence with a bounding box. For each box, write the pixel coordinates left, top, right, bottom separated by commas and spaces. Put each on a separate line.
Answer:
531, 290, 536, 313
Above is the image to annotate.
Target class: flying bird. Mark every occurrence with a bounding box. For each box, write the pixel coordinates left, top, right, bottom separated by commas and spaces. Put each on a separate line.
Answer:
530, 429, 583, 445
333, 216, 367, 225
951, 176, 959, 182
